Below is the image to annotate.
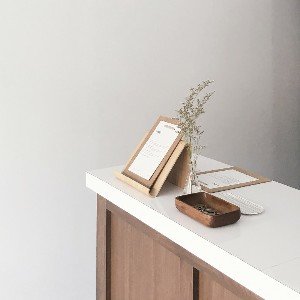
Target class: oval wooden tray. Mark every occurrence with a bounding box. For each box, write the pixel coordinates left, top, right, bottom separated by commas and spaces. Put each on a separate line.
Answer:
175, 192, 241, 228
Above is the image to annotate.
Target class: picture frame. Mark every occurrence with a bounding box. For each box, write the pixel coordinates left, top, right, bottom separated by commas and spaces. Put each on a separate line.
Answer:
197, 167, 270, 193
122, 116, 183, 189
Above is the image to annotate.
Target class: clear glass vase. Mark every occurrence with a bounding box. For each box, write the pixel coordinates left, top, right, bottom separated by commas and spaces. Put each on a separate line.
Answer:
183, 158, 202, 195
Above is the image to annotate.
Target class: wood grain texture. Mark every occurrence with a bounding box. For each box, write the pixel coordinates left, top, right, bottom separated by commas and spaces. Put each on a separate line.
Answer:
167, 144, 190, 188
115, 171, 151, 196
109, 212, 193, 300
122, 116, 182, 188
150, 140, 187, 196
110, 211, 130, 300
97, 195, 111, 300
105, 200, 261, 300
199, 271, 242, 300
115, 140, 188, 197
180, 260, 194, 300
175, 192, 241, 228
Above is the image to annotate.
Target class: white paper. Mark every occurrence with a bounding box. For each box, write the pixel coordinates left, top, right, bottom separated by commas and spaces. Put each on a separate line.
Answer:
128, 121, 180, 180
197, 169, 257, 189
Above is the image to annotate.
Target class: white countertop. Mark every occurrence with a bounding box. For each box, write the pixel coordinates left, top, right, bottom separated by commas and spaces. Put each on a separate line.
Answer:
86, 156, 300, 300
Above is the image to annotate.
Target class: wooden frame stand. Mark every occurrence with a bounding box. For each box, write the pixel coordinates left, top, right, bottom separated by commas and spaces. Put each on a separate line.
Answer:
115, 140, 189, 197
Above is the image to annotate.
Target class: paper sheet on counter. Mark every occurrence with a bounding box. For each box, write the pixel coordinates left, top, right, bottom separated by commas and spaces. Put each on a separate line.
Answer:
197, 169, 257, 189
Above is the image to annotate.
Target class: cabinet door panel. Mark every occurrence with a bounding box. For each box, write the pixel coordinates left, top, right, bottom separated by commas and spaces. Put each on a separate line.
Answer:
110, 213, 193, 300
199, 271, 241, 300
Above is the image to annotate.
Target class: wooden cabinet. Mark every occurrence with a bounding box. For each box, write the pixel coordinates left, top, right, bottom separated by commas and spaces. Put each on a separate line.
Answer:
198, 272, 242, 300
97, 195, 260, 300
110, 213, 193, 300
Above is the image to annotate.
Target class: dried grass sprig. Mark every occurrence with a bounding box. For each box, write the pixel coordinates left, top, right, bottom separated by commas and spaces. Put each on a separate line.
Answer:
176, 80, 215, 187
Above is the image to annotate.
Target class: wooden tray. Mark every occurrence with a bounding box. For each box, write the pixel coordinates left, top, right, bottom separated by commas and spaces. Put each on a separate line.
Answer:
175, 192, 241, 228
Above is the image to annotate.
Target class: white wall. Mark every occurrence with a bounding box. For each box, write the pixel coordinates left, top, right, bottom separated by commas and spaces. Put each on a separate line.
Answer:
0, 0, 299, 299
271, 1, 300, 188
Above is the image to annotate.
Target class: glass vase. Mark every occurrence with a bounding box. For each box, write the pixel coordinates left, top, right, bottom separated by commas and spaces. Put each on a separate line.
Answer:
183, 157, 201, 195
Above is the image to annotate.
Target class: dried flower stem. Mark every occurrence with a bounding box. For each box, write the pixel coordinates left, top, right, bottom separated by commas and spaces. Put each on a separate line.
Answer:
176, 80, 215, 187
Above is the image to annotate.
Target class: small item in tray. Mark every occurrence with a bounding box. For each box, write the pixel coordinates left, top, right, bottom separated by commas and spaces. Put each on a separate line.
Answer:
193, 203, 220, 216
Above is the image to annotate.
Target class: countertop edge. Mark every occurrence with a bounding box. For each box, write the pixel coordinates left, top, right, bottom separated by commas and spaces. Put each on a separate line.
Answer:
86, 171, 300, 300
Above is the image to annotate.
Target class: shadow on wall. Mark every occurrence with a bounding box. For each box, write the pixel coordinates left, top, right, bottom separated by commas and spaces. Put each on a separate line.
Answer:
272, 0, 300, 189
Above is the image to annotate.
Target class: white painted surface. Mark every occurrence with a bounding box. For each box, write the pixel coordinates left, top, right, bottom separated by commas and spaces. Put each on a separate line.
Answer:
86, 156, 300, 300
